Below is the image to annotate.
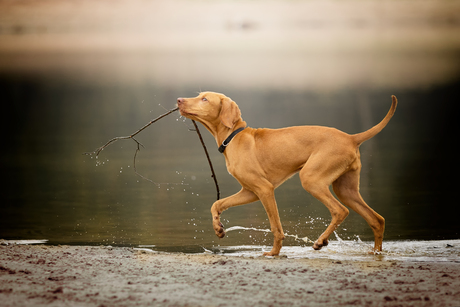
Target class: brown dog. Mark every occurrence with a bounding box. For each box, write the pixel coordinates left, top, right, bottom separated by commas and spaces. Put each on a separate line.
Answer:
177, 92, 397, 256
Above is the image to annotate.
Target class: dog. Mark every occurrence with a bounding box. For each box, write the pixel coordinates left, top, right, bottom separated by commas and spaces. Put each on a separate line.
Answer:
177, 92, 397, 256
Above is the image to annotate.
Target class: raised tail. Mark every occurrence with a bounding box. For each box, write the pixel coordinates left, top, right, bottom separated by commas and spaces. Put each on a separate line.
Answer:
352, 95, 398, 145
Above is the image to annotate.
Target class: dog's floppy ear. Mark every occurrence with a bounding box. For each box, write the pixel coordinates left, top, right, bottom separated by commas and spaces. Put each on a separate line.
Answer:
220, 97, 241, 129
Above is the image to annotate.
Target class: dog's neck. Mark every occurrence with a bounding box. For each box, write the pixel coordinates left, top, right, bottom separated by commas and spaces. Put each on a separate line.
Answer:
200, 118, 247, 150
216, 120, 247, 148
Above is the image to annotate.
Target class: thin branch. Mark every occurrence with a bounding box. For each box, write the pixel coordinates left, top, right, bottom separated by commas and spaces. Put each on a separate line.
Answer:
191, 120, 220, 200
84, 107, 179, 157
83, 106, 221, 200
132, 138, 159, 185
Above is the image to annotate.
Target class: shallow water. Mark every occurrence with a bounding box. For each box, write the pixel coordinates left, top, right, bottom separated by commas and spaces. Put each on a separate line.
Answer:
136, 237, 460, 263
132, 227, 460, 262
1, 0, 459, 254
207, 238, 460, 263
1, 80, 459, 250
210, 240, 460, 263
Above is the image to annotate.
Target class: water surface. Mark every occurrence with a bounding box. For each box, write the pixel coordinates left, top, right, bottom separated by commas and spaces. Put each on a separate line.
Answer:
1, 79, 458, 252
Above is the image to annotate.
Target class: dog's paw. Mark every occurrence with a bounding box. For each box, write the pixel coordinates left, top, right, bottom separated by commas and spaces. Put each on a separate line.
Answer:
368, 248, 383, 255
312, 239, 329, 250
263, 251, 279, 257
213, 220, 226, 238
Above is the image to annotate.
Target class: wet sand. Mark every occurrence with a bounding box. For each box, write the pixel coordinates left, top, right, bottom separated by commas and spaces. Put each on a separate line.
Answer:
1, 244, 459, 306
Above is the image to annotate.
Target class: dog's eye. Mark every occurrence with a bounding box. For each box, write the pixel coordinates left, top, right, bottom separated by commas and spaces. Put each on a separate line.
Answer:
202, 97, 208, 102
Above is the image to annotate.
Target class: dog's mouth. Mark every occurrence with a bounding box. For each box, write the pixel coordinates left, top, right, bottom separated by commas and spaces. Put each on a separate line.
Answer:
178, 107, 197, 118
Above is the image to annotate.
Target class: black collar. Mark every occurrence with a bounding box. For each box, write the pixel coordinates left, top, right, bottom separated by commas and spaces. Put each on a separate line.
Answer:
218, 127, 245, 153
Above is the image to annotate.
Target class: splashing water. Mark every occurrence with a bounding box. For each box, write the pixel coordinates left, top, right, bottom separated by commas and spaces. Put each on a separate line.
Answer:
0, 239, 49, 245
226, 226, 315, 244
214, 226, 460, 262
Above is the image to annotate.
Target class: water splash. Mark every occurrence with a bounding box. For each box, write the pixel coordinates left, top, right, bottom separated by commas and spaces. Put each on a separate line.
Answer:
226, 226, 271, 234
208, 239, 460, 262
207, 227, 460, 262
0, 239, 48, 245
226, 226, 315, 244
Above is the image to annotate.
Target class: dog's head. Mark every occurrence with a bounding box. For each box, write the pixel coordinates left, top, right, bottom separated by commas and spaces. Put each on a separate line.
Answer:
177, 92, 242, 132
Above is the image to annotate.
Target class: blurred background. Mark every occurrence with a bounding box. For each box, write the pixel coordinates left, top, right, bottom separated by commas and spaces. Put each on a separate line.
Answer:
1, 0, 459, 251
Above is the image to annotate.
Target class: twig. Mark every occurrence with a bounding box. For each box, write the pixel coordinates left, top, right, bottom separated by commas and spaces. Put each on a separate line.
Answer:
132, 138, 168, 186
84, 106, 221, 200
84, 107, 179, 157
191, 120, 220, 200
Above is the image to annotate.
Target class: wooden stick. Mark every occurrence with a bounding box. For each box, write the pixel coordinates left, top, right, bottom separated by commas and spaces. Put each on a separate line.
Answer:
84, 106, 221, 200
191, 120, 220, 200
84, 107, 179, 157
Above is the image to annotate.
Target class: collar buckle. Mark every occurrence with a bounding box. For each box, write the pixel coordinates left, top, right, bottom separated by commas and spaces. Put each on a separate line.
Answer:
218, 127, 245, 153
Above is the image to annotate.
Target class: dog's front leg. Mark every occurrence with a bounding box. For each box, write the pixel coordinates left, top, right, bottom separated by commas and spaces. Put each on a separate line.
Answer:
257, 190, 285, 256
210, 188, 259, 238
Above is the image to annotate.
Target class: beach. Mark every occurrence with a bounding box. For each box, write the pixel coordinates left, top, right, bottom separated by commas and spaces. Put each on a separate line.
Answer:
1, 244, 459, 307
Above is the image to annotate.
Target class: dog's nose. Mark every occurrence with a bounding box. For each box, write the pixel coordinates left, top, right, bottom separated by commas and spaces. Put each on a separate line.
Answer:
177, 98, 185, 104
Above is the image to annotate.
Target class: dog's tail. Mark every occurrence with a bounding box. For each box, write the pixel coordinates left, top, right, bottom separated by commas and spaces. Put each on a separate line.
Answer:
352, 95, 398, 146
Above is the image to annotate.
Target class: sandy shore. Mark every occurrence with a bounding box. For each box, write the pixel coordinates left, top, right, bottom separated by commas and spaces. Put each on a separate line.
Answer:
1, 244, 459, 307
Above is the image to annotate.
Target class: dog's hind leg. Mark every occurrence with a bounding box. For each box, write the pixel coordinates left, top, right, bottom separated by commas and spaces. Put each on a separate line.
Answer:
332, 164, 385, 253
299, 156, 350, 250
